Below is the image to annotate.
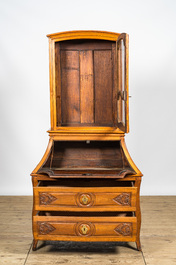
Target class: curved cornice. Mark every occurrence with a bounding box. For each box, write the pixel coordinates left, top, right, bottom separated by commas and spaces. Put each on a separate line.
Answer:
47, 30, 120, 42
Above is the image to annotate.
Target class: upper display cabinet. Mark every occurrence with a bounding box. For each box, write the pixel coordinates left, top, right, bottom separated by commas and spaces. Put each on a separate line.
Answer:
47, 31, 129, 134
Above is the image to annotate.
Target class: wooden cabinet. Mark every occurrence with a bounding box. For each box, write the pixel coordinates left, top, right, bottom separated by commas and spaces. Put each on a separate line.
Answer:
31, 30, 142, 251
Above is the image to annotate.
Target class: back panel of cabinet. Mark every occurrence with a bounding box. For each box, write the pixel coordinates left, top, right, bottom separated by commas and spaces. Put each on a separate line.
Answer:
55, 39, 117, 127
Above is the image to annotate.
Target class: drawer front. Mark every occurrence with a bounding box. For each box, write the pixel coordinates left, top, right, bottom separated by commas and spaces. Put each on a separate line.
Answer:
34, 187, 137, 211
33, 216, 137, 242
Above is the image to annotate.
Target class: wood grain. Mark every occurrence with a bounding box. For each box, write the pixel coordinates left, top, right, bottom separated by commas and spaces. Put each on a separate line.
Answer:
55, 42, 61, 126
80, 50, 94, 123
61, 50, 80, 124
33, 215, 137, 242
94, 50, 113, 125
39, 140, 134, 173
60, 39, 113, 50
33, 186, 137, 211
47, 30, 121, 41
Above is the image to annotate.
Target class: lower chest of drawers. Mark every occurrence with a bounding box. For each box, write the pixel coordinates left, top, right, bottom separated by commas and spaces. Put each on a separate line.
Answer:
33, 184, 137, 242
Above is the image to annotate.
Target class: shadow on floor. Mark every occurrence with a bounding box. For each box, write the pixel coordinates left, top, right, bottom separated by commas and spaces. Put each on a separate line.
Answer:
36, 241, 138, 253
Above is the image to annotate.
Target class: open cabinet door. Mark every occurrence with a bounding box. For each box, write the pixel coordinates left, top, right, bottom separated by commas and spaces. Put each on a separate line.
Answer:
116, 33, 129, 133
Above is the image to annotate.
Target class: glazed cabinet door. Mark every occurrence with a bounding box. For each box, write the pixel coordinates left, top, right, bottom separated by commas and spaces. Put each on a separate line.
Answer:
116, 33, 129, 133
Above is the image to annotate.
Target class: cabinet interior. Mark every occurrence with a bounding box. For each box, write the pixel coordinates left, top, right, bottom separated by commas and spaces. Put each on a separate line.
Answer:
38, 141, 135, 177
55, 39, 117, 127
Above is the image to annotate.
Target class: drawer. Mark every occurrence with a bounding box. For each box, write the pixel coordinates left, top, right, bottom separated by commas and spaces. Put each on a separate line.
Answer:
33, 214, 137, 242
34, 187, 137, 211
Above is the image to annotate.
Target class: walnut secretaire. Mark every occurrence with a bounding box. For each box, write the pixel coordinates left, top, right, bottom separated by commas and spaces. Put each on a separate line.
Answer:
31, 30, 143, 251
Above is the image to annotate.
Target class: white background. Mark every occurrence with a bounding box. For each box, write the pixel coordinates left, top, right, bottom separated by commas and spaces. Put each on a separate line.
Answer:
0, 0, 176, 195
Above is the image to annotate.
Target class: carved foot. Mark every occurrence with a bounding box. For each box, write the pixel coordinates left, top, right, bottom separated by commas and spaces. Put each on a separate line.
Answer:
136, 240, 142, 251
32, 239, 38, 251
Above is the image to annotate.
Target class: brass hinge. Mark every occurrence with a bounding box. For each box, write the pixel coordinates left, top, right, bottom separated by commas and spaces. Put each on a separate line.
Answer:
118, 91, 127, 101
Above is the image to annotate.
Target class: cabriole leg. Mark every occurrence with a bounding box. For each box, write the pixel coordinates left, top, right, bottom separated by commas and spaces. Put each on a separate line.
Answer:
135, 177, 142, 251
136, 240, 142, 251
32, 239, 38, 251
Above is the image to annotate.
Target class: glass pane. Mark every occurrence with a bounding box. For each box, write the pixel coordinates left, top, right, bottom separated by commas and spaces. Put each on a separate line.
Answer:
117, 38, 126, 126
120, 39, 126, 125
